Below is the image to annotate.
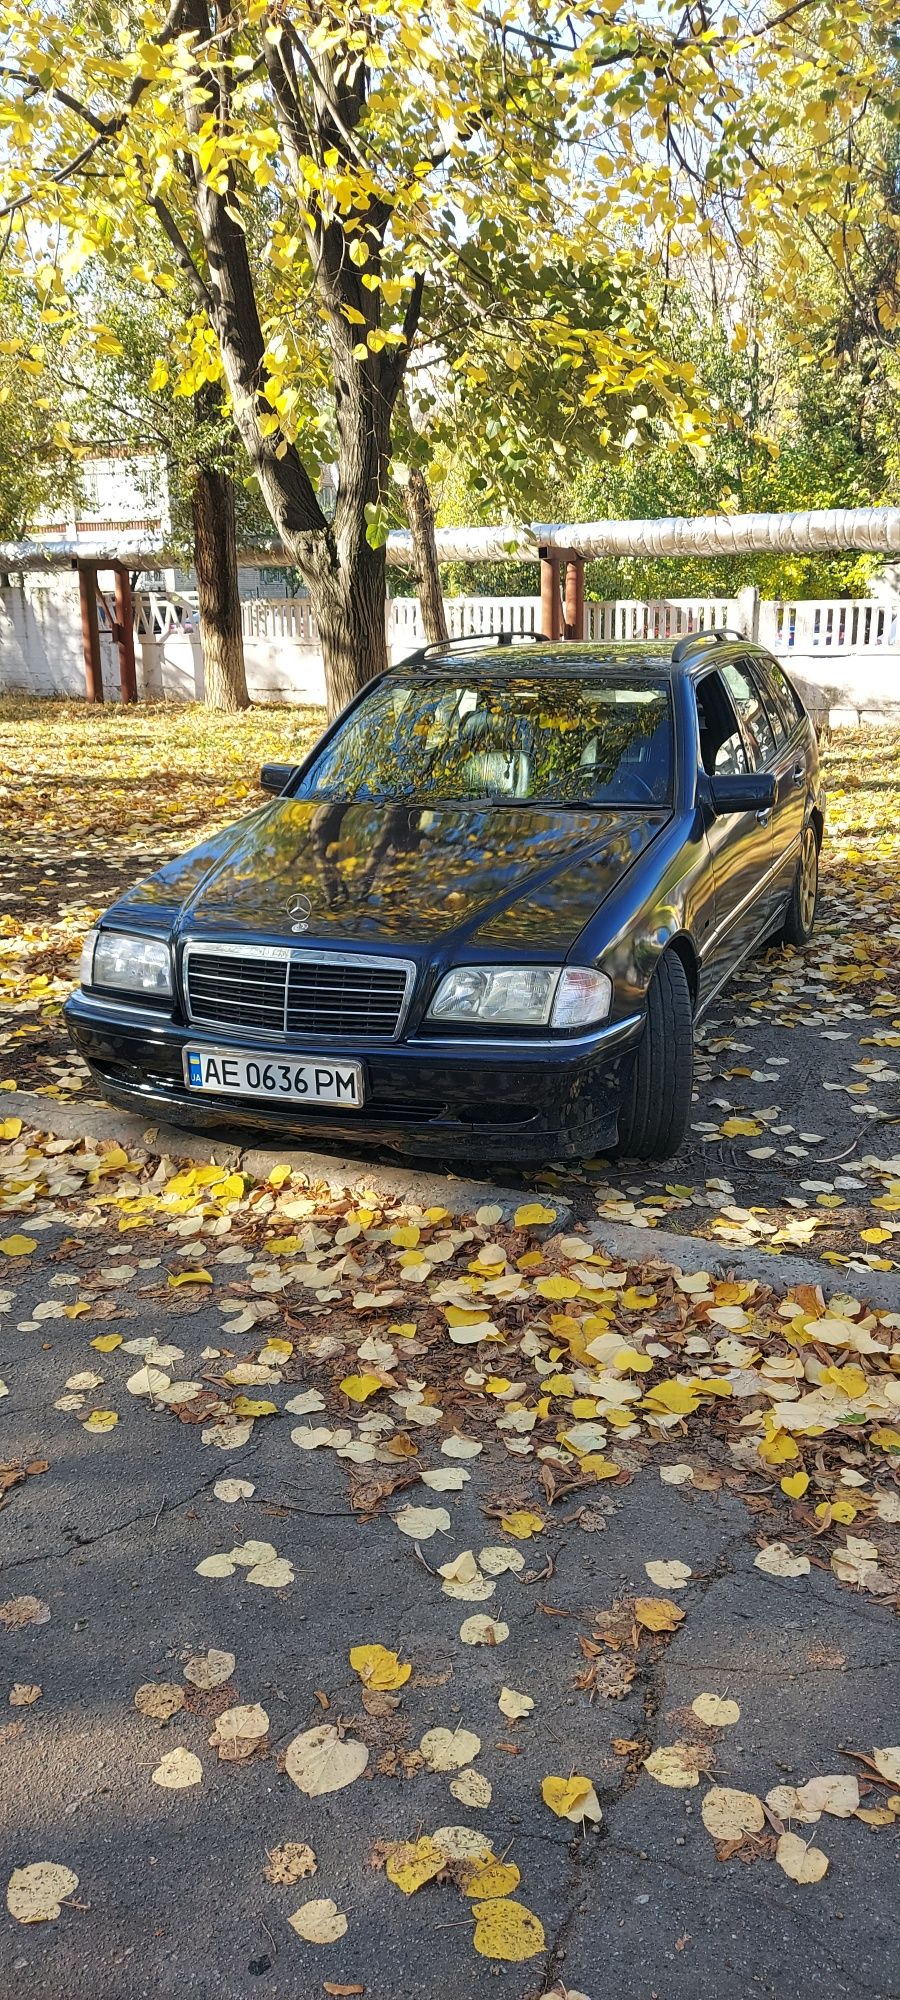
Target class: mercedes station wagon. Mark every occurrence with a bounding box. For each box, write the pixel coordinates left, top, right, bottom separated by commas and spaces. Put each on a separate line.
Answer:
65, 632, 824, 1164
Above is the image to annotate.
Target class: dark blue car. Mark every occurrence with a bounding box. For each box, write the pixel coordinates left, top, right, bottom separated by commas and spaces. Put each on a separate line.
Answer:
65, 631, 824, 1163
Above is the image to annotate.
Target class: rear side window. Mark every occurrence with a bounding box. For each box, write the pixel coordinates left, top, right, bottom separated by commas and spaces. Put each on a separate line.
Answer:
759, 656, 805, 734
749, 660, 790, 747
720, 660, 777, 769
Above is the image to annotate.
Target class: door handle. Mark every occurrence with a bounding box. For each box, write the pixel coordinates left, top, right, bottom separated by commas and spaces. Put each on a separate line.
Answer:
791, 763, 805, 785
756, 807, 772, 826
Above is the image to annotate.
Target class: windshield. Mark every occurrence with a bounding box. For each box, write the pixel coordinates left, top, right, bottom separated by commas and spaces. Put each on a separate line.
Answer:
297, 673, 673, 807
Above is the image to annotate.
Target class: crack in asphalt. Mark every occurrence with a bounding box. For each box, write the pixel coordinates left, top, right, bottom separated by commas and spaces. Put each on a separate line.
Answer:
536, 1525, 753, 1994
671, 1660, 900, 1677
0, 1472, 221, 1572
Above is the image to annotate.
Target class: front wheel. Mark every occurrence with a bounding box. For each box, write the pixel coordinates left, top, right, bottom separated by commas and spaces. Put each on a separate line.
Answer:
616, 951, 694, 1161
780, 822, 819, 946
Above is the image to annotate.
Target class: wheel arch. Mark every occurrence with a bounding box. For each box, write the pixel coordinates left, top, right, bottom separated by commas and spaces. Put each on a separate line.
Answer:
660, 931, 700, 1014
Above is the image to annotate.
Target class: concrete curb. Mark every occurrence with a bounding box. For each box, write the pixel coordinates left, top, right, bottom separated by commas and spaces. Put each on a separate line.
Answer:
8, 1086, 900, 1306
584, 1214, 900, 1311
4, 1087, 572, 1227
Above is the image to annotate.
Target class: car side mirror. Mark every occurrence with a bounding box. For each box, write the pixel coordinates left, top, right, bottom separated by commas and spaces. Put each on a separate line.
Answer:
707, 771, 776, 816
259, 763, 296, 796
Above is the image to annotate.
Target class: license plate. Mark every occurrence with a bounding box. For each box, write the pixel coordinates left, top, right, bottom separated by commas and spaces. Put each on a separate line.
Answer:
182, 1045, 364, 1108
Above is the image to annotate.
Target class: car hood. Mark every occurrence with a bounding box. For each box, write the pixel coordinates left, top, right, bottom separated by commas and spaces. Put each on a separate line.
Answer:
107, 797, 669, 956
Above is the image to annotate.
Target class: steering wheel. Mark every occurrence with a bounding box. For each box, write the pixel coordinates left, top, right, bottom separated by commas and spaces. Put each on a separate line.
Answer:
624, 772, 657, 802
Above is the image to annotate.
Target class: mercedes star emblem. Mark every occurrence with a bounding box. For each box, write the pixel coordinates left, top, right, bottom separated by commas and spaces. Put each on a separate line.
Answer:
285, 892, 312, 934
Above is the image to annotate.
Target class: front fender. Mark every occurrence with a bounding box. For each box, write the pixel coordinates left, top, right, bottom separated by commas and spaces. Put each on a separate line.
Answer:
572, 811, 707, 1016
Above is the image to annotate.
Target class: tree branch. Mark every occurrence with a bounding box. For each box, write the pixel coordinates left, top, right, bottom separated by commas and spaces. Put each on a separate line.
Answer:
149, 196, 213, 312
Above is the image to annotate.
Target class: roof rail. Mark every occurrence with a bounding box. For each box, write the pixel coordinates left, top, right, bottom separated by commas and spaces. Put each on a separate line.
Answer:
670, 626, 749, 663
399, 630, 549, 666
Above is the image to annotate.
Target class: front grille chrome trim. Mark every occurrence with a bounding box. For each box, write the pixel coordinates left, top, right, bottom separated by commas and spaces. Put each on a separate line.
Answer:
181, 940, 417, 1043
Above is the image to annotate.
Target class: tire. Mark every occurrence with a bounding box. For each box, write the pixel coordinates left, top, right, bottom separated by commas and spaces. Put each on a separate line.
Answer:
616, 951, 694, 1161
780, 821, 819, 947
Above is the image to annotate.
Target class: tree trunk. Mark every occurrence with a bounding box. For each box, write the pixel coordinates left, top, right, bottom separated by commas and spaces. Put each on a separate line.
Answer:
304, 530, 388, 719
190, 463, 249, 711
175, 0, 425, 721
404, 468, 448, 645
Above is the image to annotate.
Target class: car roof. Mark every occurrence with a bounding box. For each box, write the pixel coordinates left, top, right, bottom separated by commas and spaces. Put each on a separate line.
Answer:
391, 640, 673, 676
390, 634, 757, 678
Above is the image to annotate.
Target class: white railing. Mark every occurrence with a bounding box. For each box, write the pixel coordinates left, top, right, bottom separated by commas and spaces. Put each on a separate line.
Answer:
132, 588, 900, 658
584, 598, 737, 643
241, 596, 317, 644
3, 583, 899, 716
760, 598, 899, 653
133, 589, 198, 639
391, 595, 542, 651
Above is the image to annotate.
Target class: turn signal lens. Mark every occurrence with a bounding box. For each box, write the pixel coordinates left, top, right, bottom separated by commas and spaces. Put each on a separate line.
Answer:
79, 929, 98, 986
550, 967, 613, 1029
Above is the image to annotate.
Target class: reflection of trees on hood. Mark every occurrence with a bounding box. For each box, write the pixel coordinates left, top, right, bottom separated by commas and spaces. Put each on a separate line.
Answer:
117, 791, 667, 946
308, 802, 427, 908
223, 801, 644, 928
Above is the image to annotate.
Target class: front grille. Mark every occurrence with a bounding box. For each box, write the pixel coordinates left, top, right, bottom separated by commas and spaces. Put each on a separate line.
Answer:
183, 946, 411, 1041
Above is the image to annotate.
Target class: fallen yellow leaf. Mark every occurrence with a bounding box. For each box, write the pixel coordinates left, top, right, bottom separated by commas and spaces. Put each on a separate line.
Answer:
6, 1861, 78, 1923
500, 1510, 544, 1540
471, 1897, 546, 1961
534, 1274, 580, 1301
460, 1859, 521, 1898
541, 1773, 602, 1822
385, 1836, 445, 1895
349, 1644, 411, 1691
776, 1830, 828, 1883
634, 1597, 685, 1633
641, 1380, 701, 1416
339, 1374, 383, 1403
644, 1745, 701, 1788
514, 1203, 556, 1227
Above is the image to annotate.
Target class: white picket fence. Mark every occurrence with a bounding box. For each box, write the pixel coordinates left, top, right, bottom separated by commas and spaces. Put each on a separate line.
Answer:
1, 580, 898, 721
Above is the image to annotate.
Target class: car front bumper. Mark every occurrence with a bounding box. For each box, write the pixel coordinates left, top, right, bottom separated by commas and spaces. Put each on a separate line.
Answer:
64, 991, 645, 1163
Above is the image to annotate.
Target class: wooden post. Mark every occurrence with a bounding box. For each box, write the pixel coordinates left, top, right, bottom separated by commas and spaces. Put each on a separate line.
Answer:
564, 556, 585, 641
540, 553, 564, 641
113, 564, 138, 703
77, 560, 103, 703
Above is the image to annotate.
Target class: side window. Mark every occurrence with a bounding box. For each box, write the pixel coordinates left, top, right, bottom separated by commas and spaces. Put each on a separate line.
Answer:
696, 670, 748, 777
761, 656, 805, 733
750, 659, 789, 748
721, 660, 777, 769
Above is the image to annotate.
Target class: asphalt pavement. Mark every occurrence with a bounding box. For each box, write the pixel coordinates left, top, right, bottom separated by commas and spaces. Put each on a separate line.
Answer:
1, 1209, 898, 2000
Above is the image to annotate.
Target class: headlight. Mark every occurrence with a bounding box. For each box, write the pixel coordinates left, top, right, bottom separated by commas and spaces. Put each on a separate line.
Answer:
89, 931, 173, 998
427, 964, 612, 1030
